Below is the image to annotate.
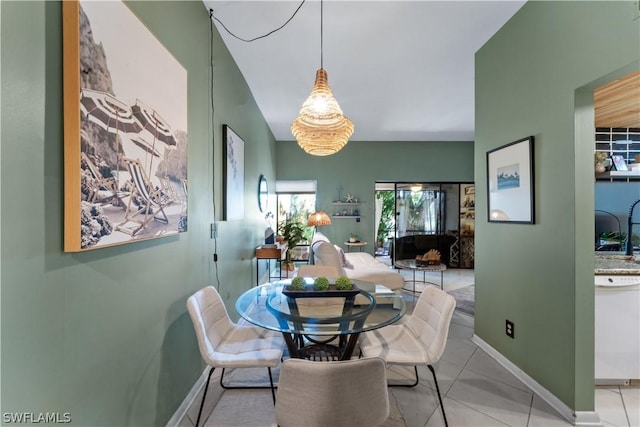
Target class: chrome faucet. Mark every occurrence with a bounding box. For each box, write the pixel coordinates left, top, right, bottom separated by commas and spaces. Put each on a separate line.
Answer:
626, 199, 640, 255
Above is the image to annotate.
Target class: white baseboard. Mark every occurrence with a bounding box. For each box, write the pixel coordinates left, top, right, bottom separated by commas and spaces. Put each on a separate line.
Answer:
471, 334, 602, 427
574, 411, 604, 426
165, 368, 209, 427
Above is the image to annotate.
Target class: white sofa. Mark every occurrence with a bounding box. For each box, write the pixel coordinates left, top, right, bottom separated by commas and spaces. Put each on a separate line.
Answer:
309, 233, 405, 292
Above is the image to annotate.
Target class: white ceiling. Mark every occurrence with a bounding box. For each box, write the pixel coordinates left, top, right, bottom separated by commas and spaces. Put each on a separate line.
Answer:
203, 0, 526, 142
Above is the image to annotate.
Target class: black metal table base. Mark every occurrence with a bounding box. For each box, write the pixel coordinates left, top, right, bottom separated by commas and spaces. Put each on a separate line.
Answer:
282, 332, 361, 361
299, 344, 342, 361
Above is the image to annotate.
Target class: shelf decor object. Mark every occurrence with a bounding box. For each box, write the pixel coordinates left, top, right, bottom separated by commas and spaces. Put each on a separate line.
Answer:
331, 200, 361, 221
611, 155, 629, 171
486, 136, 535, 224
290, 0, 354, 156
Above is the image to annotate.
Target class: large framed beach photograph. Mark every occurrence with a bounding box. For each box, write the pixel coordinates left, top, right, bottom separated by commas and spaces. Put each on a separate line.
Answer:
486, 136, 535, 224
222, 125, 245, 221
63, 0, 188, 252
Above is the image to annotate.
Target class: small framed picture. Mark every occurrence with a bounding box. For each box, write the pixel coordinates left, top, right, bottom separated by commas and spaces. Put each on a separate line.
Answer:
611, 155, 628, 171
486, 136, 535, 224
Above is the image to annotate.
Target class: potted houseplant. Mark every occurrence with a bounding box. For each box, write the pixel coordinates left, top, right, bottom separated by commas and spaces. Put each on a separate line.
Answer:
278, 219, 306, 271
594, 152, 608, 174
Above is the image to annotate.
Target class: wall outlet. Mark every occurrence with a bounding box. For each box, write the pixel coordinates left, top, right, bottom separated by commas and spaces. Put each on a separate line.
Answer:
210, 222, 218, 239
506, 319, 515, 339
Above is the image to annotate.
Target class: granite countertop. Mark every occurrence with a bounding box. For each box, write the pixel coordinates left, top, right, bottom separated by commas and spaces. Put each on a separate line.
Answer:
595, 253, 640, 275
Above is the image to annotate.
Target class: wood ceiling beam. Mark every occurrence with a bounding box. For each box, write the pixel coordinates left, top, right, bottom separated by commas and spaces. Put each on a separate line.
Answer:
594, 70, 640, 129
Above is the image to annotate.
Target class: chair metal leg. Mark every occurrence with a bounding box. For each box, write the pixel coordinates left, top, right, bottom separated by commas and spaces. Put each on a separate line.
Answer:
195, 367, 216, 427
361, 350, 420, 387
385, 365, 447, 426
387, 365, 420, 388
219, 367, 278, 406
428, 364, 448, 427
267, 367, 276, 405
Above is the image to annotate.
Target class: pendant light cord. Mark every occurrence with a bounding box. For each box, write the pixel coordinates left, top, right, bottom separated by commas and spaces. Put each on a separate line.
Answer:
210, 1, 306, 43
320, 0, 324, 70
209, 9, 221, 291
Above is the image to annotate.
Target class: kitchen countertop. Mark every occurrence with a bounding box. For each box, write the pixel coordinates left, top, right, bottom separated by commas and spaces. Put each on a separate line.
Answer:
595, 253, 640, 275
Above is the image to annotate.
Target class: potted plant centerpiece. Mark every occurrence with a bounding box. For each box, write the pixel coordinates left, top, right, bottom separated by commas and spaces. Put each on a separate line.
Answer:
278, 219, 306, 271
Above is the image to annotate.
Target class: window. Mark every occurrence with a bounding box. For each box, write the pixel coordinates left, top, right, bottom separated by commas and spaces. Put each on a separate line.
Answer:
275, 180, 316, 243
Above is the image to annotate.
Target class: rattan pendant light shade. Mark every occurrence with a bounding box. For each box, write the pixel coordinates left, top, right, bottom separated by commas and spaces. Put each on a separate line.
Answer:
291, 69, 354, 156
307, 210, 332, 227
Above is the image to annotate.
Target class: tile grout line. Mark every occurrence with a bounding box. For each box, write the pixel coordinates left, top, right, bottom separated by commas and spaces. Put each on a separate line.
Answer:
463, 361, 534, 395
618, 386, 633, 427
450, 346, 543, 426
443, 395, 513, 427
525, 392, 534, 427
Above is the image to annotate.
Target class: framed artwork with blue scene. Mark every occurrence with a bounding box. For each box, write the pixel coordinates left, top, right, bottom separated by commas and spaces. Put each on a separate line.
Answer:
487, 136, 535, 224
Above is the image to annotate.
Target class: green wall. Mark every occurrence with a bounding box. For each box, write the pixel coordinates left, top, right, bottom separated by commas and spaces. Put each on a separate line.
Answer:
475, 0, 639, 411
276, 140, 474, 250
1, 1, 276, 425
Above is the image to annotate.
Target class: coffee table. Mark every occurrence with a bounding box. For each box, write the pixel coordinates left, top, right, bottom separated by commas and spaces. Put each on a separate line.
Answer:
395, 259, 446, 292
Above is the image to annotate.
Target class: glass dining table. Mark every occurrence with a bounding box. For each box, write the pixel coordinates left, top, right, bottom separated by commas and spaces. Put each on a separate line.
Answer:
236, 278, 406, 361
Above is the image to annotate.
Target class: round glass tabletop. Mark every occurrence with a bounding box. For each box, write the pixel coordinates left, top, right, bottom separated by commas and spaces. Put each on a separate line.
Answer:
236, 278, 406, 336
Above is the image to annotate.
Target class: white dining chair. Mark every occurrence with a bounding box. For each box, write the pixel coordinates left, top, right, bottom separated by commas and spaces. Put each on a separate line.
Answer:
275, 357, 390, 427
359, 285, 456, 427
186, 286, 284, 427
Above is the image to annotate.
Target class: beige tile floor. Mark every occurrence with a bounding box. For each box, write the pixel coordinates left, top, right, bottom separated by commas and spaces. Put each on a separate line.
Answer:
179, 269, 639, 427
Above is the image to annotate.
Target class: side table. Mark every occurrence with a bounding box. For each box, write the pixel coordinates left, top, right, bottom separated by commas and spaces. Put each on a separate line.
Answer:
256, 245, 286, 286
345, 241, 367, 252
394, 259, 446, 292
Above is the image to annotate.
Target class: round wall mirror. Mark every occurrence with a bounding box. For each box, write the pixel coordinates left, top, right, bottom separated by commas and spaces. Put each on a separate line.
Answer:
258, 175, 268, 213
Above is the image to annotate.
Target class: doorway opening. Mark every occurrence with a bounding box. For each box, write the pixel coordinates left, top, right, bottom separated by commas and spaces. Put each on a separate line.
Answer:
374, 182, 475, 268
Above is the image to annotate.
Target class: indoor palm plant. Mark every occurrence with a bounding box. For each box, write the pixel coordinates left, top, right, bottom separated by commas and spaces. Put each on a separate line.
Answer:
278, 219, 306, 270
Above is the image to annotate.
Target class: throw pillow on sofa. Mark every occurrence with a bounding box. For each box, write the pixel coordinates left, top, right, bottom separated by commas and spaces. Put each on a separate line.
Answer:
313, 242, 347, 276
334, 244, 353, 269
309, 232, 331, 265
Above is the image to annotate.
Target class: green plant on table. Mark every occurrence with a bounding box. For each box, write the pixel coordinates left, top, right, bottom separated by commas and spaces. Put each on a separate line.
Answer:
290, 276, 305, 290
313, 277, 330, 291
335, 276, 352, 290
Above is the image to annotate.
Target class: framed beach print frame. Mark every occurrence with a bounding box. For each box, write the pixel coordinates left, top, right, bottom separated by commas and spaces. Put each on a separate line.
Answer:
63, 0, 188, 251
222, 125, 245, 220
486, 136, 535, 224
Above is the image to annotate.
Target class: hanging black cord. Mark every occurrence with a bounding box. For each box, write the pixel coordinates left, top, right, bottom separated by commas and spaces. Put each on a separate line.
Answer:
207, 2, 306, 290
320, 0, 323, 69
209, 9, 221, 290
210, 0, 306, 43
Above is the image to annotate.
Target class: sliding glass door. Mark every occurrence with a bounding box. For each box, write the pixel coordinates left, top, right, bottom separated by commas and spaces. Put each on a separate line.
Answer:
374, 182, 474, 268
395, 183, 446, 236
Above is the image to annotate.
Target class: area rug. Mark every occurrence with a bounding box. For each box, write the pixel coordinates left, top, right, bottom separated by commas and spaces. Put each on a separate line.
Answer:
448, 284, 475, 317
